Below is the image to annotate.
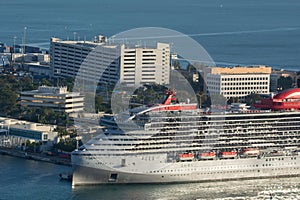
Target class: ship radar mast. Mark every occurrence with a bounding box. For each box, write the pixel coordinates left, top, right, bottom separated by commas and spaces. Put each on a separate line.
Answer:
162, 89, 177, 105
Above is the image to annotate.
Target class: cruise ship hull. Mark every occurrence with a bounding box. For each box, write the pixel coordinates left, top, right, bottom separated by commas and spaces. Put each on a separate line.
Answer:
72, 155, 300, 186
72, 89, 300, 186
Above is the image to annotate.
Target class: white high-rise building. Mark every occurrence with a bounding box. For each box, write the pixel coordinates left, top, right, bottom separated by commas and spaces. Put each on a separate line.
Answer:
50, 36, 119, 85
206, 66, 271, 100
120, 43, 170, 86
50, 36, 170, 86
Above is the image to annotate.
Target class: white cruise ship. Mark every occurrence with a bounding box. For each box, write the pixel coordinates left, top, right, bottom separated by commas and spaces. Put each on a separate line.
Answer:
71, 88, 300, 186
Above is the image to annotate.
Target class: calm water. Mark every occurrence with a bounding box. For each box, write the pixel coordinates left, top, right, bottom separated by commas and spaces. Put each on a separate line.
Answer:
0, 0, 300, 70
1, 155, 300, 200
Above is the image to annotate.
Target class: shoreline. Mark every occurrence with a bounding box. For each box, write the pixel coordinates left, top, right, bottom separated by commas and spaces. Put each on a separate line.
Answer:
0, 146, 71, 166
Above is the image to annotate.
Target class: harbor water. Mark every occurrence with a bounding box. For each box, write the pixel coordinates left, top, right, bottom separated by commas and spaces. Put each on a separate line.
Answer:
1, 154, 300, 200
0, 0, 300, 70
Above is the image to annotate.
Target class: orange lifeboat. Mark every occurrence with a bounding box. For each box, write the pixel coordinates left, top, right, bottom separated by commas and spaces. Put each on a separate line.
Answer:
178, 153, 194, 161
220, 150, 237, 158
243, 148, 260, 156
199, 151, 216, 159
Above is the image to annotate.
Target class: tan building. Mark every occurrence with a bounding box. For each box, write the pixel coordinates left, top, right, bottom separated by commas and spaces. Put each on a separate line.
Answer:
206, 66, 271, 100
20, 86, 84, 113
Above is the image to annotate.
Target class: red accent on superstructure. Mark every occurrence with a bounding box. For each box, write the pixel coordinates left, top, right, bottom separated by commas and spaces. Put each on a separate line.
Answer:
253, 88, 300, 110
151, 89, 197, 112
162, 89, 176, 105
151, 104, 197, 112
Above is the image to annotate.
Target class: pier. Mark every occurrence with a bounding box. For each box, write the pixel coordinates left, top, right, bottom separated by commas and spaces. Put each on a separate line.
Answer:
0, 146, 71, 166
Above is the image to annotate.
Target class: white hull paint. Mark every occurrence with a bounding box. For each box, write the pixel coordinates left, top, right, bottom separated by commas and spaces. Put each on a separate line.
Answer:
72, 155, 300, 186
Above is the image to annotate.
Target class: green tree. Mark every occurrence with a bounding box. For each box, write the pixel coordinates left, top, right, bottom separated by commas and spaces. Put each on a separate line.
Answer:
209, 94, 227, 107
19, 77, 37, 91
245, 93, 262, 105
55, 140, 76, 152
56, 77, 74, 91
227, 97, 240, 104
54, 126, 70, 137
277, 76, 293, 91
0, 86, 18, 116
40, 78, 53, 86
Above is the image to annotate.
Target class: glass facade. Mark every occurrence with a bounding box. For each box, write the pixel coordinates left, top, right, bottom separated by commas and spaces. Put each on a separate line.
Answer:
9, 128, 42, 140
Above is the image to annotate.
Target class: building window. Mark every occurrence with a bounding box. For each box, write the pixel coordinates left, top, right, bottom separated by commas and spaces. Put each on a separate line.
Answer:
43, 134, 48, 140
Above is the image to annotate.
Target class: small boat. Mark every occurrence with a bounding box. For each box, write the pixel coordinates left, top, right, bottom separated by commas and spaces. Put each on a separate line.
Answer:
243, 148, 260, 156
220, 150, 237, 158
59, 172, 73, 181
199, 151, 216, 159
178, 153, 194, 161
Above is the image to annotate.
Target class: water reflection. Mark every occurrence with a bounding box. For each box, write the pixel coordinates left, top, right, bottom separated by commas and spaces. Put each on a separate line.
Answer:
72, 177, 300, 200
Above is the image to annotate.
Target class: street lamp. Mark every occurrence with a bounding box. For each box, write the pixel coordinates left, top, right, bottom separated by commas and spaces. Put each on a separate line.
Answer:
23, 27, 27, 54
73, 32, 77, 41
13, 36, 16, 53
196, 92, 206, 109
11, 36, 17, 68
22, 27, 27, 69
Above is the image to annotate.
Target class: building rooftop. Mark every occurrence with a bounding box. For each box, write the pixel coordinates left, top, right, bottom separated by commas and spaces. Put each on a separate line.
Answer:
51, 35, 107, 47
211, 66, 272, 75
37, 86, 68, 94
0, 117, 56, 132
21, 86, 80, 96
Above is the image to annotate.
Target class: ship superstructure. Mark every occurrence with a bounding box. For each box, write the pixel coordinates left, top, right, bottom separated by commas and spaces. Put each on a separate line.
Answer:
72, 89, 300, 186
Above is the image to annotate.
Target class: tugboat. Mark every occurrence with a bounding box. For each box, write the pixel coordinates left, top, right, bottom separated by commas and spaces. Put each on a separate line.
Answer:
59, 172, 73, 181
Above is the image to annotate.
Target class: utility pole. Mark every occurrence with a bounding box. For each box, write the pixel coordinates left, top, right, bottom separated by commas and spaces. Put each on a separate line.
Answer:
11, 36, 17, 69
23, 27, 27, 54
22, 27, 27, 69
73, 32, 77, 41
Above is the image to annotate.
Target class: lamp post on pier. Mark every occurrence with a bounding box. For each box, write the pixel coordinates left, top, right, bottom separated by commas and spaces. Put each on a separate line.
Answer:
22, 27, 27, 69
11, 36, 17, 69
73, 32, 77, 41
23, 27, 27, 54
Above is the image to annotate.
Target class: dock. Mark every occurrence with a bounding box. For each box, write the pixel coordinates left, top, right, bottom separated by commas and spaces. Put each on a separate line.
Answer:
0, 147, 71, 166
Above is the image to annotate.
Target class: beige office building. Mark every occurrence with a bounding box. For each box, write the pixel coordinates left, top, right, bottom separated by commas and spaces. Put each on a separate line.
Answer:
206, 66, 271, 99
